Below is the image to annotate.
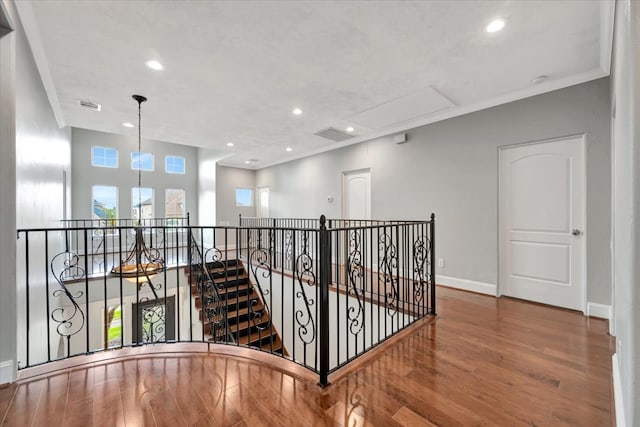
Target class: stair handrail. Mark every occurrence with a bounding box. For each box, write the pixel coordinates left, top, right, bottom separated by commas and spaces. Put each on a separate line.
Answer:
187, 229, 234, 344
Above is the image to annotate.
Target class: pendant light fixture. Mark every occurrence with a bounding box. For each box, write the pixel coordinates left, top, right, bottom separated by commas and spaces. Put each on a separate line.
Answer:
111, 95, 164, 290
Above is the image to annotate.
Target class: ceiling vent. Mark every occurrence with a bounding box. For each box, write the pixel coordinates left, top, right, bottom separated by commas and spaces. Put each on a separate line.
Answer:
78, 99, 101, 111
314, 127, 353, 142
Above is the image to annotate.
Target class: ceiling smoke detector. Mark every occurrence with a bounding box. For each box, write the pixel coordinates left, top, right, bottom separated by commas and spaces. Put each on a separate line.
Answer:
78, 99, 101, 111
314, 127, 353, 142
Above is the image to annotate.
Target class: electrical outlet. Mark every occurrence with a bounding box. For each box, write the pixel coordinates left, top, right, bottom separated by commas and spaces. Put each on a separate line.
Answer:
438, 258, 444, 268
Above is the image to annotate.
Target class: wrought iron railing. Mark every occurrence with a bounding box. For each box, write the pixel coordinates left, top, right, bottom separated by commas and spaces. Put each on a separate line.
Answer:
16, 214, 435, 386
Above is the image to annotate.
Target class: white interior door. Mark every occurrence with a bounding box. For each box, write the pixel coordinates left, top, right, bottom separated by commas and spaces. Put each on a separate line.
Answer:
257, 187, 269, 218
342, 170, 371, 219
499, 136, 585, 311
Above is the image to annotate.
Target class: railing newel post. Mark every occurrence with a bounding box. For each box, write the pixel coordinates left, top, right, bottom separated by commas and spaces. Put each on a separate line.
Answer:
319, 215, 330, 387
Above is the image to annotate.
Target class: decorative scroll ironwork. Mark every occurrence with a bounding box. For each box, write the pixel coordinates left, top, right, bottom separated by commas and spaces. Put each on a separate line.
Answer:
347, 230, 365, 335
204, 246, 222, 264
139, 299, 166, 343
379, 232, 399, 316
294, 231, 316, 345
284, 230, 293, 270
248, 228, 272, 330
412, 235, 431, 306
50, 252, 86, 340
189, 233, 228, 342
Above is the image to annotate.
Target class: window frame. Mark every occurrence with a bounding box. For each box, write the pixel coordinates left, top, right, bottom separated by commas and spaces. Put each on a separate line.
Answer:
165, 155, 186, 174
235, 187, 254, 207
131, 151, 155, 172
91, 146, 118, 168
91, 185, 119, 222
131, 187, 155, 221
165, 188, 186, 219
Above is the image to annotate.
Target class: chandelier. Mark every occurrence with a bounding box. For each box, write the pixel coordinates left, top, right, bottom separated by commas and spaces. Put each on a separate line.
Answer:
111, 95, 164, 289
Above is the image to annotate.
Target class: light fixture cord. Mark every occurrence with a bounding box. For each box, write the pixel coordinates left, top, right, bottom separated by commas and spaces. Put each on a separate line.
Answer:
137, 99, 142, 218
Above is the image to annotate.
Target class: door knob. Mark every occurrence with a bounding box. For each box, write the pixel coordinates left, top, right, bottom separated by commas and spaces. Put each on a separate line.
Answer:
571, 229, 582, 236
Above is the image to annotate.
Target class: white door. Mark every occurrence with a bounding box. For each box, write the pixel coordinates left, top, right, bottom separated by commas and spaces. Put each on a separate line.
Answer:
342, 170, 371, 219
257, 187, 269, 218
499, 136, 585, 311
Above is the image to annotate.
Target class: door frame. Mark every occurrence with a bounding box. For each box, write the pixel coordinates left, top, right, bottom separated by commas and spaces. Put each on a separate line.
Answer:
497, 133, 587, 313
341, 168, 371, 220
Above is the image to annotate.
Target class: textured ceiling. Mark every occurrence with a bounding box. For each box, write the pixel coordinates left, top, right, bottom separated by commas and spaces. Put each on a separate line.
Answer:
17, 1, 612, 169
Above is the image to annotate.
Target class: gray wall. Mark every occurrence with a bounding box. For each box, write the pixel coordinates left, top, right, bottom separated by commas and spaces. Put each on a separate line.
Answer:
1, 0, 72, 384
71, 128, 198, 224
256, 78, 612, 305
611, 0, 639, 424
0, 0, 16, 384
216, 165, 256, 227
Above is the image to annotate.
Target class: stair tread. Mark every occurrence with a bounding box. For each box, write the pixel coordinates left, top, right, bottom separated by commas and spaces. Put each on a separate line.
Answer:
190, 259, 286, 356
199, 302, 265, 324
191, 281, 252, 296
229, 314, 270, 334
238, 328, 280, 346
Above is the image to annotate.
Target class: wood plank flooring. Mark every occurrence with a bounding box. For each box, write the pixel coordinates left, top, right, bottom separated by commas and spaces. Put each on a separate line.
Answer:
0, 286, 614, 426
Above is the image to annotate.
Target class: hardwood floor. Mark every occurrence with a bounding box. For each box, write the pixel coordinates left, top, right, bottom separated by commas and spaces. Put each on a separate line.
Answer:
0, 286, 614, 426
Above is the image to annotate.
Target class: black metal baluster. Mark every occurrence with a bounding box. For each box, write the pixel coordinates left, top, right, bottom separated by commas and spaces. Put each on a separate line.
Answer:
291, 229, 296, 362
84, 229, 90, 354
335, 227, 340, 366
280, 228, 285, 357
369, 226, 373, 350
319, 216, 330, 387
430, 213, 436, 315
118, 228, 123, 348
175, 226, 180, 343
44, 231, 51, 362
24, 231, 30, 366
102, 225, 108, 350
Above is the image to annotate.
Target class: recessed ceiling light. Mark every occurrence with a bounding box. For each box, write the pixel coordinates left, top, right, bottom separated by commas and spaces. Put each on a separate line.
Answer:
486, 19, 505, 33
346, 126, 355, 133
245, 160, 251, 164
292, 108, 303, 116
145, 60, 164, 71
226, 142, 234, 147
122, 122, 135, 128
286, 147, 292, 152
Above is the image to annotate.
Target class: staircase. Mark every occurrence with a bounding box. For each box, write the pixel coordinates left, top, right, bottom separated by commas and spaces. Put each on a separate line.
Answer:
190, 259, 286, 354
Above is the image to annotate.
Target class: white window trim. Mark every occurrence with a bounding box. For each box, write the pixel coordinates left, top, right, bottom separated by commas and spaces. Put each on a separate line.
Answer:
91, 146, 118, 168
165, 155, 186, 174
92, 185, 119, 220
131, 187, 155, 220
235, 187, 254, 207
165, 188, 186, 218
131, 151, 155, 171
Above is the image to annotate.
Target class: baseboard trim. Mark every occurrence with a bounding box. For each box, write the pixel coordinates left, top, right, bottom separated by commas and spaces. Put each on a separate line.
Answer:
437, 275, 497, 296
586, 302, 612, 320
612, 353, 626, 427
0, 359, 14, 385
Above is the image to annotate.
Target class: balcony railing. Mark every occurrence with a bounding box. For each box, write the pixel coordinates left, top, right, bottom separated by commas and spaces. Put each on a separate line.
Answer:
16, 214, 435, 386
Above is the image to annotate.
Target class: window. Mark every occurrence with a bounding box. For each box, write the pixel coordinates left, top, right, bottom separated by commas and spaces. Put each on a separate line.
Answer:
92, 146, 118, 168
165, 155, 185, 174
131, 151, 154, 171
105, 305, 122, 348
165, 189, 185, 219
236, 188, 253, 207
132, 187, 154, 220
92, 185, 118, 221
